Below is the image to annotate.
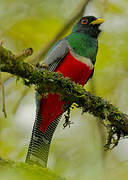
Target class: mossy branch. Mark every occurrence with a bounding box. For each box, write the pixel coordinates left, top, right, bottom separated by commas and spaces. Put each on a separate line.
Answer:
0, 44, 128, 149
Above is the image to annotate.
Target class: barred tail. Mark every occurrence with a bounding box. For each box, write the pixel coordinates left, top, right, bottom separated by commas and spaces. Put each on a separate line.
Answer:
25, 111, 61, 167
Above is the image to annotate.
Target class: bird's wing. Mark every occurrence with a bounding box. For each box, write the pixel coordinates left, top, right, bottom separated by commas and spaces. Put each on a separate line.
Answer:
44, 39, 69, 71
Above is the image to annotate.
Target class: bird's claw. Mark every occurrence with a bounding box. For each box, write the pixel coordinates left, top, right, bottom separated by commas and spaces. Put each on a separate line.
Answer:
40, 62, 48, 70
63, 120, 74, 129
36, 62, 48, 71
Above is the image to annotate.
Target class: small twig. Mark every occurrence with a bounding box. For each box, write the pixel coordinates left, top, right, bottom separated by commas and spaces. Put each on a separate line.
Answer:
0, 41, 7, 117
0, 81, 7, 118
0, 74, 7, 117
15, 48, 33, 60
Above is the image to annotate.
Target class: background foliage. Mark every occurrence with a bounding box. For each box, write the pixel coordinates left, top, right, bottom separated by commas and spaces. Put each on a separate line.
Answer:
0, 0, 128, 179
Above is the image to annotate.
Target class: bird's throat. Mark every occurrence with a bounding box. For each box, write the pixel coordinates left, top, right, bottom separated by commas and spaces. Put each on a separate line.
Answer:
66, 32, 98, 65
69, 47, 94, 70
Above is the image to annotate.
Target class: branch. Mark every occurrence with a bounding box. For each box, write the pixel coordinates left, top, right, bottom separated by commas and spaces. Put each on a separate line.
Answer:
30, 0, 90, 63
0, 44, 128, 150
0, 41, 7, 117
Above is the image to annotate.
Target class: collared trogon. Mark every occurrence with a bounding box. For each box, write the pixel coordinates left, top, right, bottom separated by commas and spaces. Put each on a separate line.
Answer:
25, 16, 104, 167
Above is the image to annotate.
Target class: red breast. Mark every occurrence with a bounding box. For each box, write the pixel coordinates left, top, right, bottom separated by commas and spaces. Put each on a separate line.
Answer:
40, 52, 93, 133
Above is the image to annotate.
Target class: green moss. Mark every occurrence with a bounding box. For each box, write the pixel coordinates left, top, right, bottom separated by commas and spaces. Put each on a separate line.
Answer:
0, 158, 65, 180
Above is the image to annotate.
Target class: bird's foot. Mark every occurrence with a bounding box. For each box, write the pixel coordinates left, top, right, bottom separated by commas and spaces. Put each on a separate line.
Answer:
63, 118, 74, 129
36, 62, 48, 71
40, 62, 48, 70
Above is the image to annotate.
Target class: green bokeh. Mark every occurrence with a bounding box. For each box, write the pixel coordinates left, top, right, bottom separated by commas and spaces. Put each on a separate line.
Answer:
0, 0, 128, 179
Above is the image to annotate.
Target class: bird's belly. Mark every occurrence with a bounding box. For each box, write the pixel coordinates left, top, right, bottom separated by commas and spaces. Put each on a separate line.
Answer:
40, 52, 93, 133
55, 51, 92, 85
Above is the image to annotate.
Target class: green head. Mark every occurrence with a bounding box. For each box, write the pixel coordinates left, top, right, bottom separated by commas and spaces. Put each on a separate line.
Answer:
72, 16, 104, 39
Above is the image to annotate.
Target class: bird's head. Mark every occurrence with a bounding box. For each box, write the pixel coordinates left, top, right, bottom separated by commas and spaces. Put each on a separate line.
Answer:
72, 16, 104, 39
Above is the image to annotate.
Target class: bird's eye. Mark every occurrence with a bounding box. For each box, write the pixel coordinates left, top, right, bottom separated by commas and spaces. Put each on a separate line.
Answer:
81, 18, 88, 24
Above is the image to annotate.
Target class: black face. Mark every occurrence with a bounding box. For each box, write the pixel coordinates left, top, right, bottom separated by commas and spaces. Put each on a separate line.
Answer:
73, 16, 104, 39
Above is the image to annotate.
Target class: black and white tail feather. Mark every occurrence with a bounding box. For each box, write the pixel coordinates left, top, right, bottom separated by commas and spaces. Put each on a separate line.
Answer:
25, 110, 62, 167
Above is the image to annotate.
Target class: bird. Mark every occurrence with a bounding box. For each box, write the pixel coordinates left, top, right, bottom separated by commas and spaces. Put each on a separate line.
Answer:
25, 16, 104, 167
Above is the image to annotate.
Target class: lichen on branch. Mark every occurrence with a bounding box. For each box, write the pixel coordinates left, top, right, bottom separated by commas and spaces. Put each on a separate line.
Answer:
0, 44, 128, 149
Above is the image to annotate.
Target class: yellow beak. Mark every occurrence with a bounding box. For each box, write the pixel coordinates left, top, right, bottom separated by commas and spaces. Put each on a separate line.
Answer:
90, 18, 104, 25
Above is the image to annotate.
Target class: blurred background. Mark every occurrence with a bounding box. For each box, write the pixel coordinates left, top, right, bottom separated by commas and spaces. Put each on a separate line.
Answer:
0, 0, 128, 179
